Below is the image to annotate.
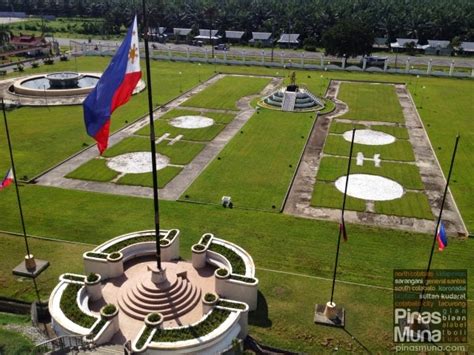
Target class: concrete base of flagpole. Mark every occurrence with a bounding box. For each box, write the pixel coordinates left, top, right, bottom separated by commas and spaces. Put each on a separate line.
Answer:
314, 301, 345, 327
148, 265, 167, 284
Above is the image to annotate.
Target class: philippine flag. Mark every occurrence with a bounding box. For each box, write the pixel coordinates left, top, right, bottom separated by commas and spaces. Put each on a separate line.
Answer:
0, 168, 14, 190
83, 16, 141, 154
436, 222, 448, 251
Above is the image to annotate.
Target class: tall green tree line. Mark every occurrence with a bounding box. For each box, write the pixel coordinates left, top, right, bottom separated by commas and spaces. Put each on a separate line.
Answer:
1, 0, 473, 43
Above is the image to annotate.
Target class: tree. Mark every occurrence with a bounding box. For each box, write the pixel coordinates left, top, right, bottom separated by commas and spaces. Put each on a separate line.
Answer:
322, 19, 374, 57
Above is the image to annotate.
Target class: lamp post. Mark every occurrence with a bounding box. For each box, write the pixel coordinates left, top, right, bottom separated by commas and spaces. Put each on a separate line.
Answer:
178, 71, 182, 92
198, 63, 201, 82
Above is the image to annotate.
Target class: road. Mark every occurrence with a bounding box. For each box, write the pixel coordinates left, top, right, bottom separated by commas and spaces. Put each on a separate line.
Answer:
49, 37, 474, 68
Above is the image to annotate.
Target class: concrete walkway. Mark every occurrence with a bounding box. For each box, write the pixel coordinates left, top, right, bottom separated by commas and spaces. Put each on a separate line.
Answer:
35, 74, 282, 201
283, 80, 467, 236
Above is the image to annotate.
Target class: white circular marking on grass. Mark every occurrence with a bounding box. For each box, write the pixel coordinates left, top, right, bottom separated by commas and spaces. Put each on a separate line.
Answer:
170, 115, 215, 129
335, 174, 404, 201
343, 129, 395, 146
106, 152, 169, 174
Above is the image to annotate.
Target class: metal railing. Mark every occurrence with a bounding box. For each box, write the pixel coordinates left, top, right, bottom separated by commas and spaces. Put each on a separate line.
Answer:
33, 335, 94, 354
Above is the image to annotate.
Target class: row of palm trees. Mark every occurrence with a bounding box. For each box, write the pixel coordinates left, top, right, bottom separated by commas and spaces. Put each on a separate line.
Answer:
1, 0, 473, 44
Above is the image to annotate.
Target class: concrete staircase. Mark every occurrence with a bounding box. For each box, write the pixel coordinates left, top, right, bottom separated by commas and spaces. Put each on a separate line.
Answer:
281, 91, 296, 111
118, 271, 201, 321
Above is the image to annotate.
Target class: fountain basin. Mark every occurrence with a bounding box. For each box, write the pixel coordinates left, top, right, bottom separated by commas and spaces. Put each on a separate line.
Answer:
12, 72, 100, 97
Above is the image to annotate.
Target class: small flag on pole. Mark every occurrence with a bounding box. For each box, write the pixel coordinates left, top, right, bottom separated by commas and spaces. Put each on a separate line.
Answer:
0, 168, 14, 190
83, 15, 141, 154
340, 221, 348, 242
436, 222, 447, 251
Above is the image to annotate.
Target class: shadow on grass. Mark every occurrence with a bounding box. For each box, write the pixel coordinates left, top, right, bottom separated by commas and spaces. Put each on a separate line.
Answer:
248, 291, 272, 328
343, 328, 371, 353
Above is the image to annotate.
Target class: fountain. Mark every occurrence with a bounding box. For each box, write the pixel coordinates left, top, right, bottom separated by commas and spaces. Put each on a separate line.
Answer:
1, 71, 145, 106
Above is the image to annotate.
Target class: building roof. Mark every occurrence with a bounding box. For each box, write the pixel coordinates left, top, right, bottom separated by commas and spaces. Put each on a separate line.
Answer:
277, 33, 300, 44
173, 28, 192, 36
150, 27, 166, 35
225, 30, 245, 39
250, 32, 272, 41
10, 34, 47, 47
198, 29, 219, 37
390, 38, 420, 49
373, 37, 388, 47
460, 41, 474, 52
427, 40, 450, 48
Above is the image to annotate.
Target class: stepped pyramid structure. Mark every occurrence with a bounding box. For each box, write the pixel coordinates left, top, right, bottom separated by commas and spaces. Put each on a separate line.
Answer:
261, 72, 324, 112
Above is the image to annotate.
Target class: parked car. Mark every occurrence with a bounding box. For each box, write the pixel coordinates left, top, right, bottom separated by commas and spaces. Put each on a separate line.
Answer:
190, 40, 203, 47
214, 43, 229, 51
362, 55, 387, 67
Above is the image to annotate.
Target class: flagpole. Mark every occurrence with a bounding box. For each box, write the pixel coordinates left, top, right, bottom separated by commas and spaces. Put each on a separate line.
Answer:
2, 99, 32, 258
141, 0, 162, 270
330, 128, 356, 304
418, 134, 460, 313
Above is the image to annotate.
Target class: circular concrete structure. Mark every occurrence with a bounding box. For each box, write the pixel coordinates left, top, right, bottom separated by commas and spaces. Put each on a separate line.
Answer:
169, 115, 215, 129
2, 72, 146, 107
12, 72, 100, 97
106, 152, 169, 174
335, 174, 404, 201
343, 129, 396, 146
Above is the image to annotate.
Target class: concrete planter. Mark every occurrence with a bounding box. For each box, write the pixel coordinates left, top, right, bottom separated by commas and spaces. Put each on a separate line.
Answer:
202, 292, 219, 314
85, 274, 102, 301
215, 273, 258, 311
106, 252, 124, 278
192, 244, 207, 269
100, 304, 118, 321
145, 312, 164, 328
161, 230, 180, 262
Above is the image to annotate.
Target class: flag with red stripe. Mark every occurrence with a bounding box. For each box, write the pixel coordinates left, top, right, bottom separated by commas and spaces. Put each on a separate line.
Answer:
0, 168, 14, 190
83, 15, 141, 154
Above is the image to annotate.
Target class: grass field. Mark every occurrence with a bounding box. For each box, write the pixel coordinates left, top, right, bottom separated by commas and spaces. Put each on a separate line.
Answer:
136, 108, 235, 142
329, 121, 410, 139
66, 158, 118, 182
324, 134, 416, 161
117, 167, 182, 188
0, 312, 34, 354
0, 58, 471, 229
312, 83, 433, 220
182, 76, 271, 110
0, 58, 473, 352
183, 109, 314, 210
338, 82, 405, 122
317, 156, 424, 190
0, 186, 472, 352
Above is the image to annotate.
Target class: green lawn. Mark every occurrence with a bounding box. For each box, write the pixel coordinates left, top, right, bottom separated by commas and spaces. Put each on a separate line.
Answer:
183, 109, 314, 210
375, 191, 433, 219
182, 76, 271, 110
117, 166, 182, 188
66, 158, 118, 182
317, 156, 425, 190
0, 58, 473, 352
136, 116, 227, 142
324, 134, 415, 162
1, 58, 470, 229
0, 58, 216, 179
156, 140, 205, 165
311, 182, 367, 211
329, 121, 409, 139
337, 82, 405, 123
0, 187, 472, 352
